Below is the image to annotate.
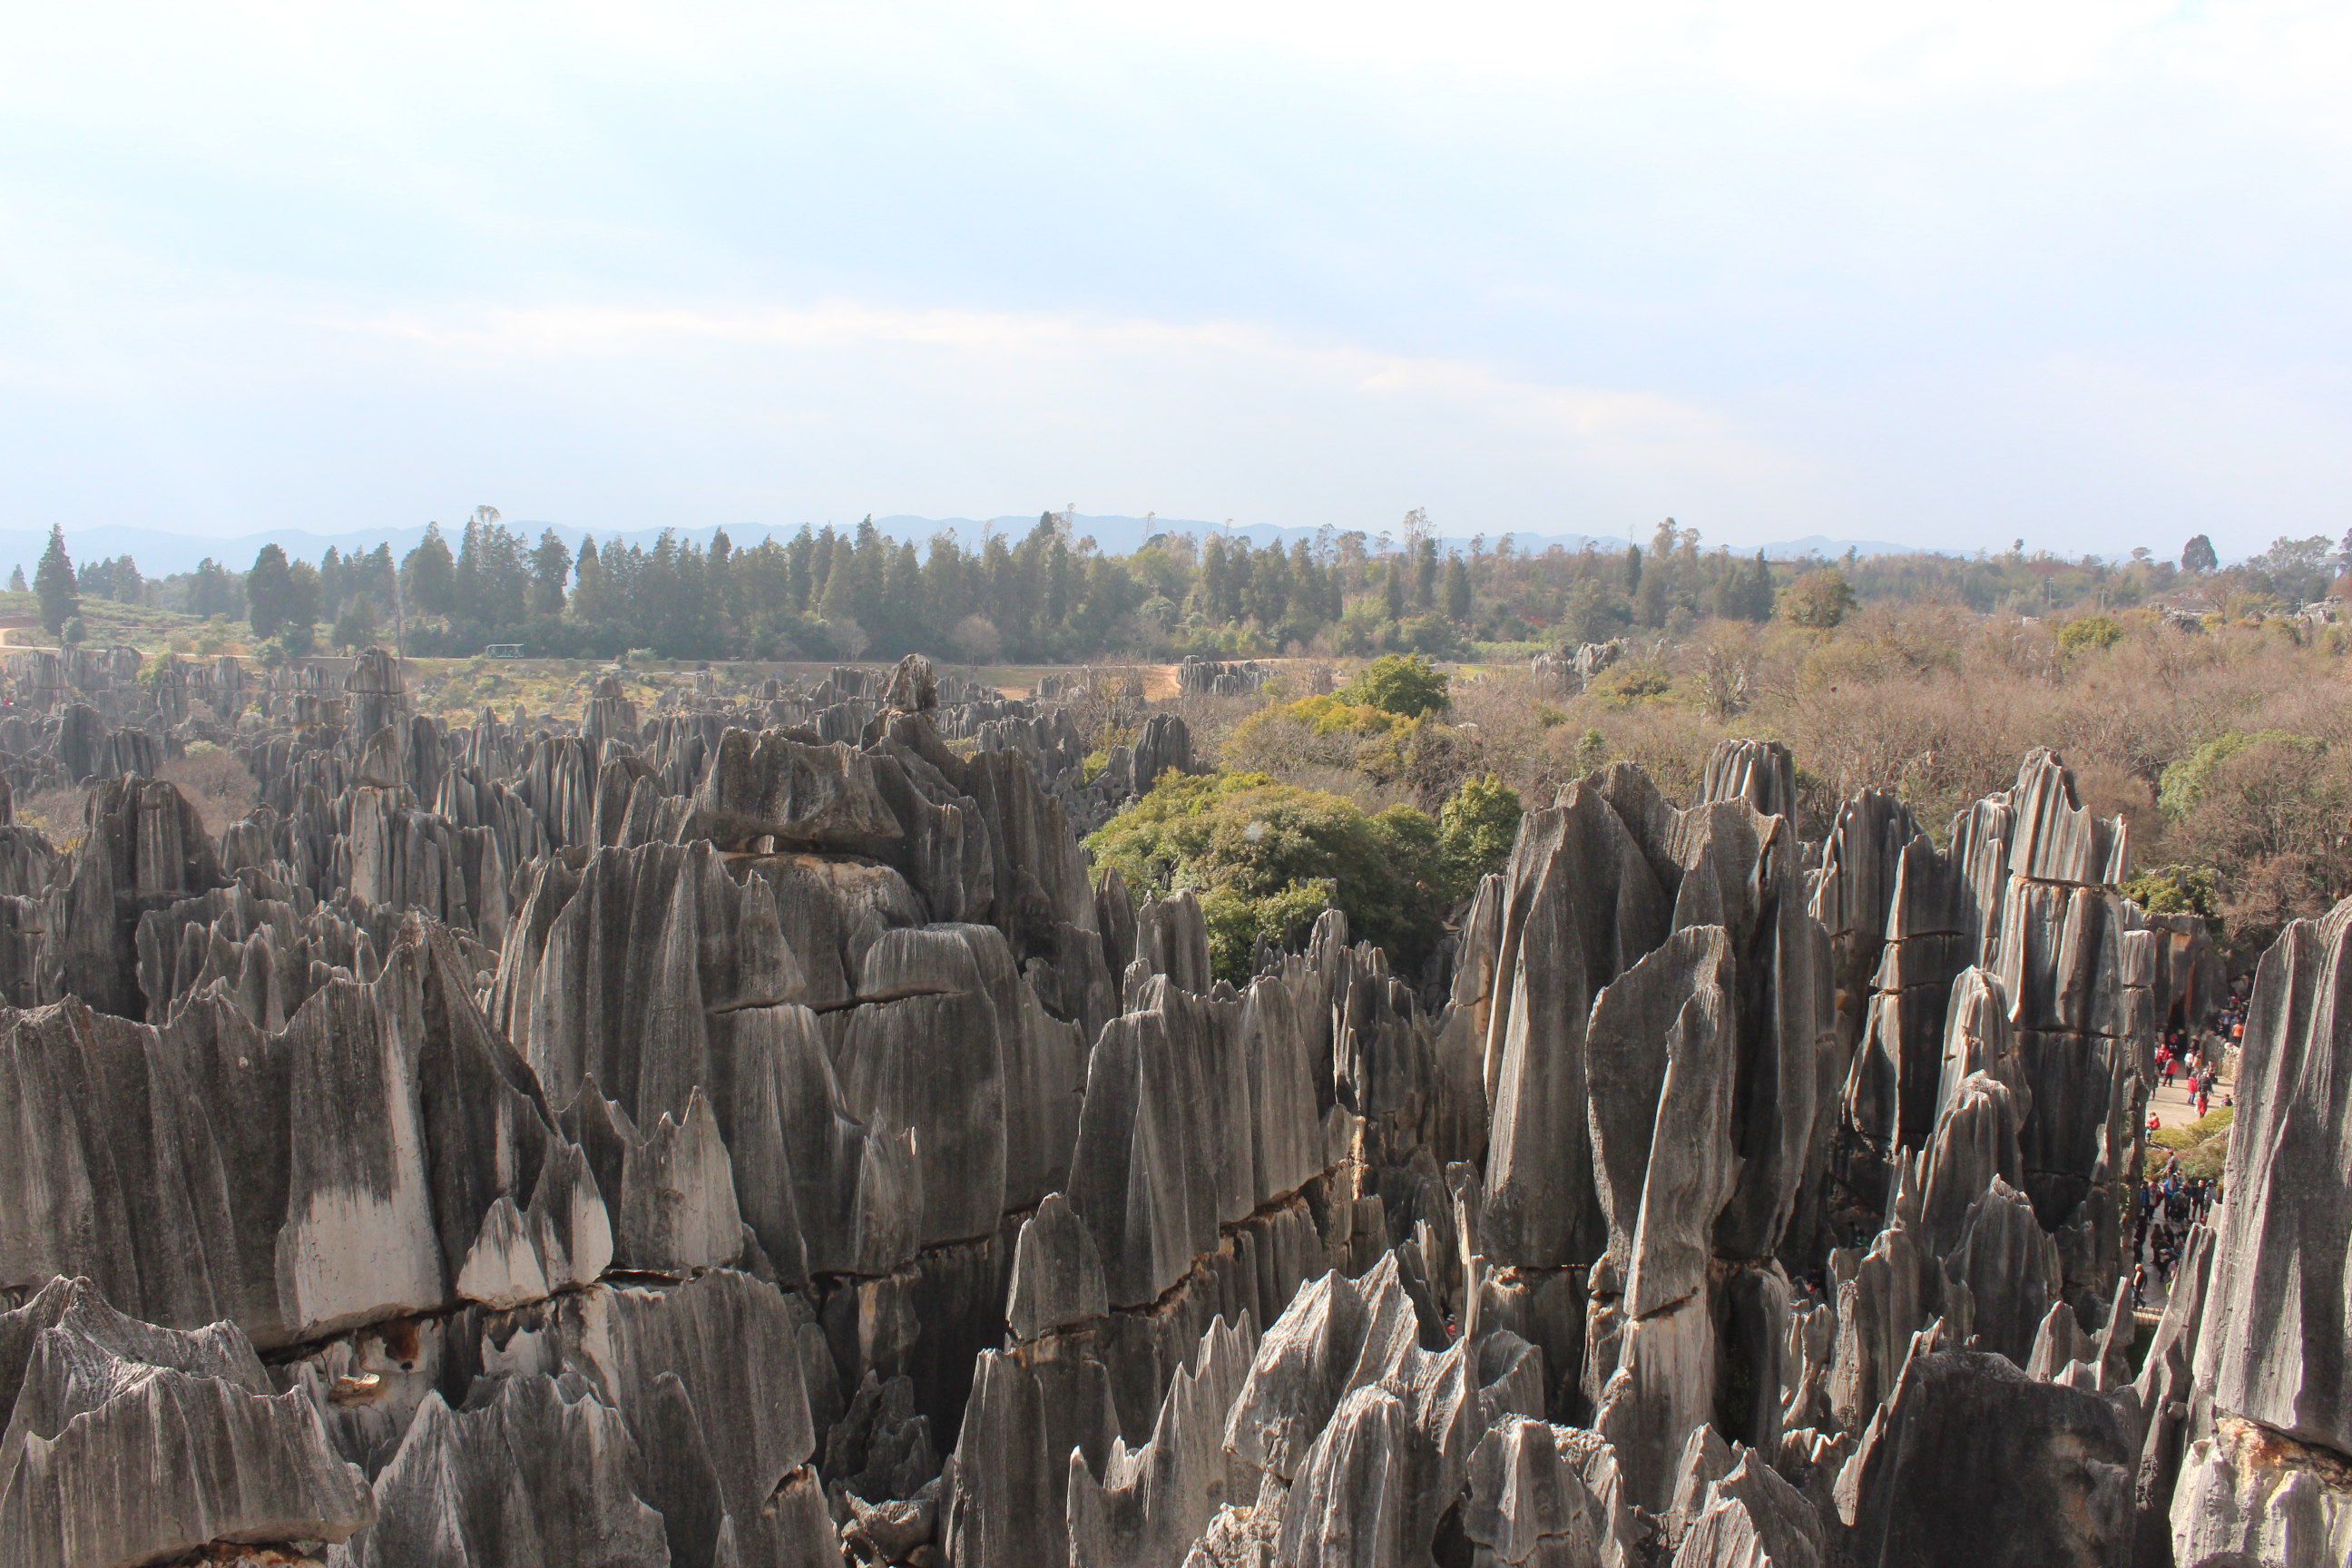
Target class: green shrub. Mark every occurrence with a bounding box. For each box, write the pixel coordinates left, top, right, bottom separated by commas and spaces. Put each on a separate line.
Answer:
2147, 1105, 2232, 1181
1439, 773, 1523, 887
2121, 866, 2226, 936
1283, 694, 1400, 737
2157, 730, 2318, 818
1198, 882, 1335, 978
1586, 659, 1672, 708
2055, 613, 2123, 653
1777, 566, 1855, 629
1335, 653, 1451, 718
1086, 769, 1453, 980
1354, 713, 1477, 804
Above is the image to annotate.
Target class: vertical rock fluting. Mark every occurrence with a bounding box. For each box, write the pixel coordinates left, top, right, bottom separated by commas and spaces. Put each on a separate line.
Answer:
1465, 754, 1837, 1519
2159, 904, 2352, 1566
0, 662, 2309, 1567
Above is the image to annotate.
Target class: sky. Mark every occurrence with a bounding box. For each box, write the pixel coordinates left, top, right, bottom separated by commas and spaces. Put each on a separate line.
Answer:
2, 2, 2347, 560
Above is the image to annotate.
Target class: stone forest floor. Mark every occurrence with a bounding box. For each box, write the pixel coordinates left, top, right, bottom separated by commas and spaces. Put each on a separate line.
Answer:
2148, 1075, 2214, 1128
2134, 1072, 2232, 1318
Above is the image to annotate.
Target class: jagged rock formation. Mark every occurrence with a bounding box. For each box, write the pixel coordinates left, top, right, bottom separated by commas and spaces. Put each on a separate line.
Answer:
0, 1277, 373, 1568
2151, 902, 2352, 1567
1530, 639, 1629, 695
1838, 1348, 2134, 1567
0, 652, 2329, 1568
1176, 656, 1274, 698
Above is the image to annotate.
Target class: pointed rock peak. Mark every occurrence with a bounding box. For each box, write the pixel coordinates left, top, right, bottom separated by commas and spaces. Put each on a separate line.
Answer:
1005, 1193, 1108, 1343
455, 1195, 551, 1310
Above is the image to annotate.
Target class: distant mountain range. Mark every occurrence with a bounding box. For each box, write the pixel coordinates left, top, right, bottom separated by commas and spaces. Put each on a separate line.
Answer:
0, 514, 1923, 578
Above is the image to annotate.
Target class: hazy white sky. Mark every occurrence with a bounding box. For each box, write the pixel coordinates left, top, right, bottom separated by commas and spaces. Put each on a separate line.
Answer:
3, 1, 2347, 556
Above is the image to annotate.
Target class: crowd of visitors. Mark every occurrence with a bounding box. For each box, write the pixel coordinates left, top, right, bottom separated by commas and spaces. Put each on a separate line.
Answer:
2131, 979, 2249, 1309
2133, 1168, 2220, 1307
2154, 1035, 2228, 1121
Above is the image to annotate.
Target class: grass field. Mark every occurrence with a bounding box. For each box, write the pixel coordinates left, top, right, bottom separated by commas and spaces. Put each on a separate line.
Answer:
0, 591, 230, 652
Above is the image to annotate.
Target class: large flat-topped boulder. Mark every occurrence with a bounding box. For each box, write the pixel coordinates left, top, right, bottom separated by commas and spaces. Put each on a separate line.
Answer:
687, 730, 902, 850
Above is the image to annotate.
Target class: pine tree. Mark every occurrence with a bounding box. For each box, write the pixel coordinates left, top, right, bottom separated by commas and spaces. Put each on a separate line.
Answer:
34, 525, 76, 636
531, 530, 573, 616
818, 534, 861, 630
1444, 554, 1473, 621
1713, 551, 1776, 622
246, 544, 293, 638
570, 538, 609, 624
403, 524, 457, 614
284, 560, 321, 650
333, 594, 378, 651
785, 527, 816, 611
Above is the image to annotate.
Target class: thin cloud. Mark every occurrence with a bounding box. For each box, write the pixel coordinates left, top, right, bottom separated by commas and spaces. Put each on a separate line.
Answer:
348, 298, 1807, 484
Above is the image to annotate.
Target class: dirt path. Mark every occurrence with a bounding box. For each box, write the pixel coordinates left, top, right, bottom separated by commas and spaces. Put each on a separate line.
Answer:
2148, 1077, 2210, 1129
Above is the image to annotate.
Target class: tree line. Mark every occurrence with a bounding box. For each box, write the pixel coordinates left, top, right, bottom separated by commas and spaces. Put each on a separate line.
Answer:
13, 512, 2350, 662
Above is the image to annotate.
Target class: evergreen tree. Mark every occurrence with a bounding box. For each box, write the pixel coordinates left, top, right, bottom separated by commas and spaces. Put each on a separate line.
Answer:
571, 538, 611, 625
403, 524, 457, 614
808, 525, 839, 603
1778, 566, 1855, 629
451, 514, 529, 629
363, 544, 396, 606
981, 532, 1016, 642
285, 560, 321, 645
880, 541, 921, 654
7, 566, 24, 593
785, 526, 816, 611
333, 594, 378, 651
188, 557, 237, 619
531, 530, 573, 615
850, 518, 888, 631
1199, 535, 1236, 622
1444, 554, 1473, 621
1244, 543, 1291, 630
245, 544, 293, 638
818, 534, 860, 627
2181, 534, 2219, 574
1712, 551, 1775, 622
34, 525, 75, 635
